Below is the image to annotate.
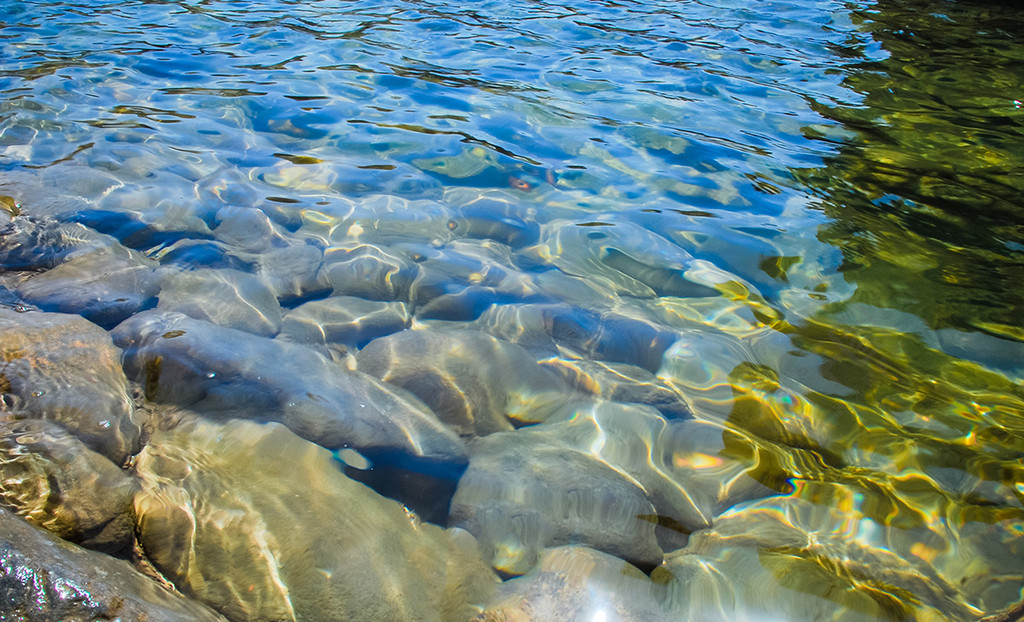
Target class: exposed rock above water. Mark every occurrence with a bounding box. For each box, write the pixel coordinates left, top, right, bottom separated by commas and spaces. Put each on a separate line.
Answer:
356, 328, 574, 437
0, 506, 227, 622
112, 310, 467, 468
0, 307, 140, 464
134, 418, 497, 621
0, 418, 138, 554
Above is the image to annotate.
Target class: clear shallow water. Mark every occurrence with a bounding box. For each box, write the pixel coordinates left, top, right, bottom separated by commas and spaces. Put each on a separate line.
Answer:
1, 0, 1023, 620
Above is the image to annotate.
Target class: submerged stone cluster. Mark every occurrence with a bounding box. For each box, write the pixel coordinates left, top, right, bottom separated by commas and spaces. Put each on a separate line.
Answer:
0, 199, 1020, 621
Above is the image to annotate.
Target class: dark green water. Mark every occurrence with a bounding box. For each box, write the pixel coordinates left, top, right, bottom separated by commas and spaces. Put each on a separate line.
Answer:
1, 0, 1023, 619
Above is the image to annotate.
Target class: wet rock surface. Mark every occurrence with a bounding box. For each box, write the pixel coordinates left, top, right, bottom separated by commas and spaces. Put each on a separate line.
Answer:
0, 418, 138, 553
0, 307, 140, 464
0, 506, 227, 622
134, 417, 497, 621
113, 310, 467, 468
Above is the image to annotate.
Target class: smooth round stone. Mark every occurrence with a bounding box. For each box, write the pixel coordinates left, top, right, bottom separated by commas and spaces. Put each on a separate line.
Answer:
256, 242, 327, 302
0, 507, 228, 622
475, 546, 671, 622
212, 206, 283, 254
356, 328, 574, 437
278, 296, 410, 349
449, 430, 664, 575
112, 311, 467, 468
156, 268, 283, 336
11, 233, 160, 328
317, 243, 418, 301
0, 418, 138, 553
134, 418, 497, 621
0, 308, 140, 464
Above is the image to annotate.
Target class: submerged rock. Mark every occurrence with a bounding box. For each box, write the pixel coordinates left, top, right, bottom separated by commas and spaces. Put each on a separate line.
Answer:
540, 357, 694, 419
0, 308, 140, 464
449, 429, 663, 575
134, 418, 497, 621
0, 506, 227, 622
156, 268, 283, 336
475, 546, 670, 622
476, 303, 678, 373
11, 232, 160, 328
317, 242, 418, 301
0, 418, 138, 553
278, 295, 410, 350
356, 328, 574, 437
112, 310, 466, 469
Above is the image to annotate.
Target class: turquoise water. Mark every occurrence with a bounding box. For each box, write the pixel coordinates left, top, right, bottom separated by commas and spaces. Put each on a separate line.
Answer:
1, 0, 1023, 619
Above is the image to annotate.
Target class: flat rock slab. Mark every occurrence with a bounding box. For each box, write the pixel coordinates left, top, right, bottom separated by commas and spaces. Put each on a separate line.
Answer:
449, 429, 664, 576
0, 507, 227, 622
113, 310, 466, 469
356, 328, 574, 437
134, 418, 497, 621
0, 308, 140, 464
0, 418, 138, 553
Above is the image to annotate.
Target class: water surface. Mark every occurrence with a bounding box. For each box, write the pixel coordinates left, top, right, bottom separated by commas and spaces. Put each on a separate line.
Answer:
1, 0, 1023, 619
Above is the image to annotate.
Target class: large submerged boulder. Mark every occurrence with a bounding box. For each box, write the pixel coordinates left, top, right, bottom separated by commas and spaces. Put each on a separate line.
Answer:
134, 418, 497, 621
0, 506, 227, 622
0, 307, 140, 464
0, 418, 138, 553
112, 310, 467, 470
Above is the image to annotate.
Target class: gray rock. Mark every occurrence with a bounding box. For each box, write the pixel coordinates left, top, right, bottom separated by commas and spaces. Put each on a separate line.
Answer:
356, 329, 573, 437
449, 430, 663, 575
0, 506, 227, 622
279, 296, 410, 350
156, 268, 283, 336
317, 242, 418, 301
475, 546, 671, 622
9, 228, 159, 328
0, 308, 140, 464
112, 310, 466, 468
0, 418, 138, 553
257, 242, 326, 302
134, 418, 497, 621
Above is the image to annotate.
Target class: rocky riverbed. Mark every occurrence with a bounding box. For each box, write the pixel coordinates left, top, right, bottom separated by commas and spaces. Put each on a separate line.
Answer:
1, 203, 1022, 621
